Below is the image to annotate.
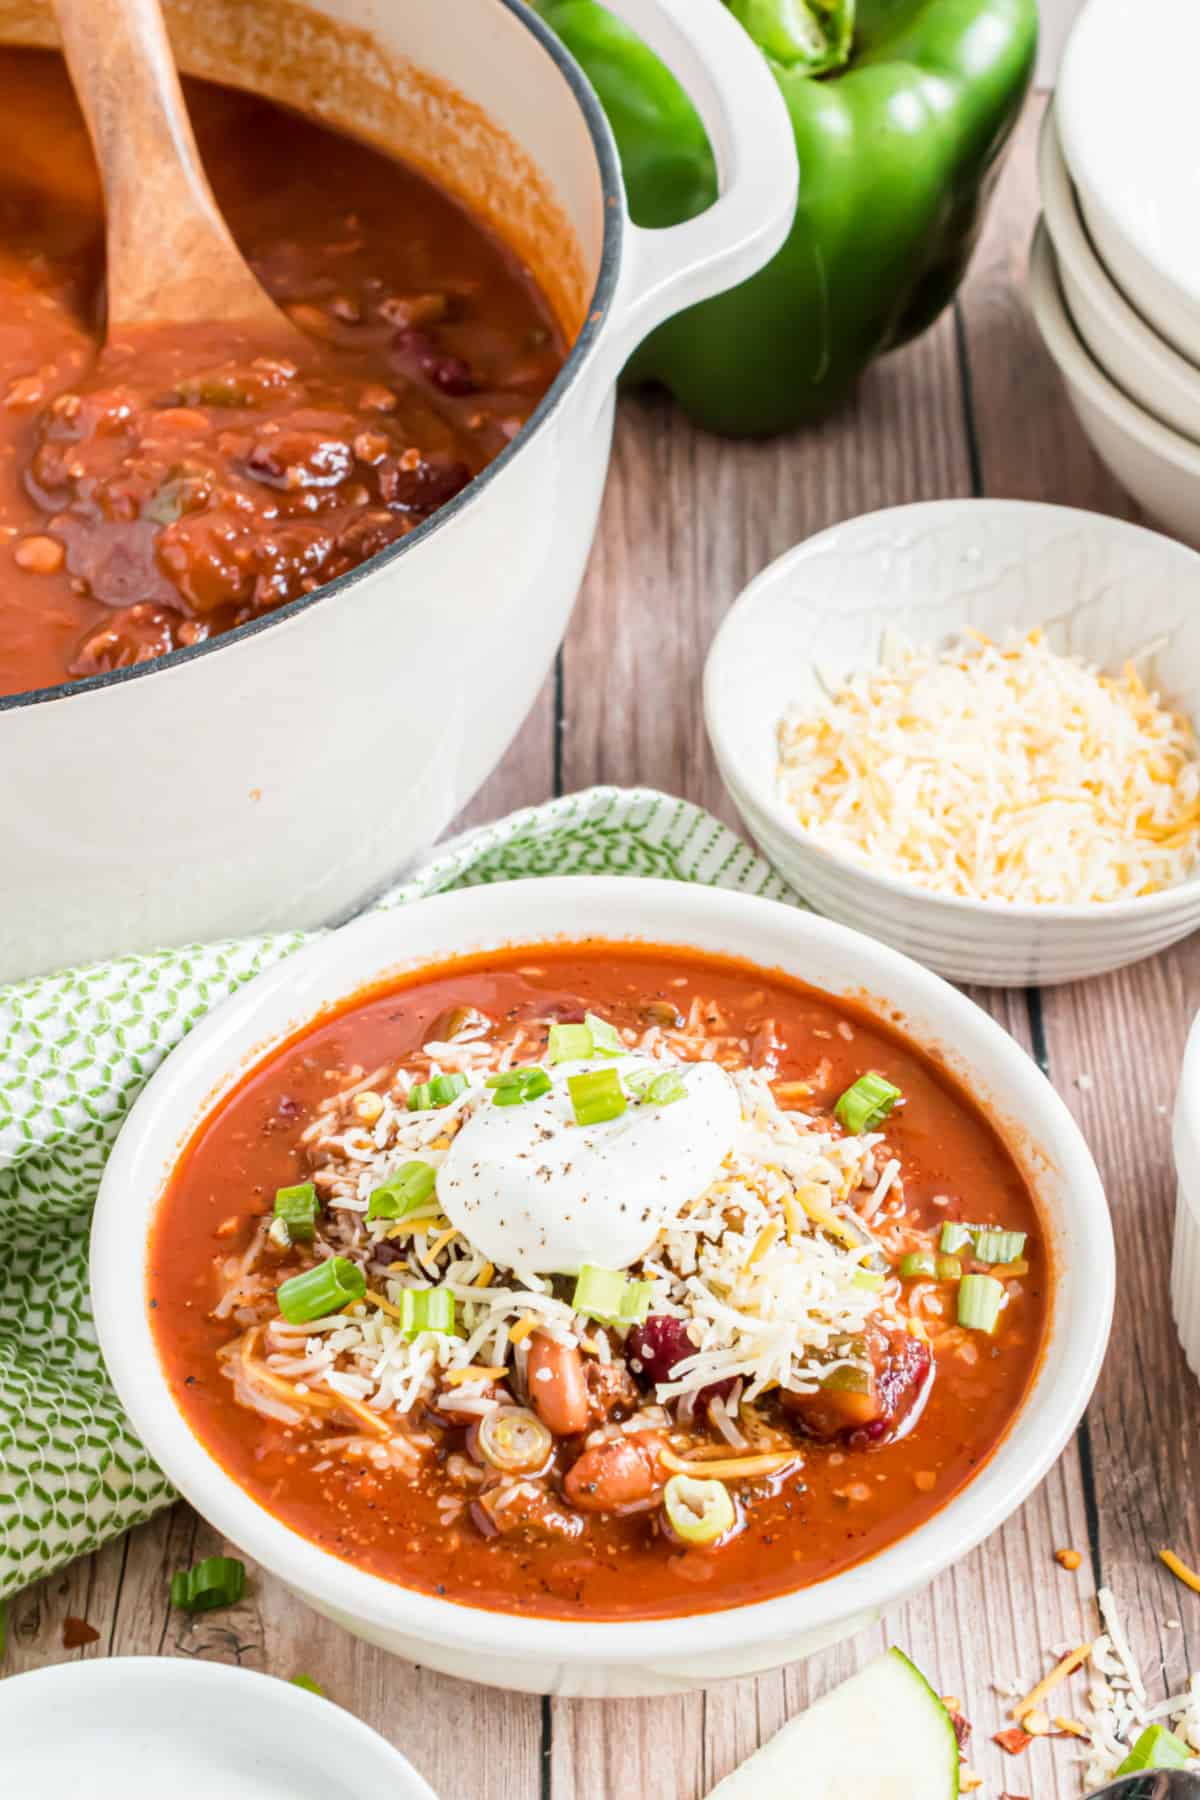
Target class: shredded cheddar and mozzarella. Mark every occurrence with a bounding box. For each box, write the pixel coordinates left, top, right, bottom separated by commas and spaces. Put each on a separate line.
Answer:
777, 628, 1200, 903
231, 1059, 900, 1431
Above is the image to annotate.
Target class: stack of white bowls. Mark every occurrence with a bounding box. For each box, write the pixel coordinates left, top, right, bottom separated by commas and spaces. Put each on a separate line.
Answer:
1030, 0, 1200, 549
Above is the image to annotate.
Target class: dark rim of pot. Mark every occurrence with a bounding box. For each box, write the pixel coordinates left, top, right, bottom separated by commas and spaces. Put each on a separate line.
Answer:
0, 0, 625, 715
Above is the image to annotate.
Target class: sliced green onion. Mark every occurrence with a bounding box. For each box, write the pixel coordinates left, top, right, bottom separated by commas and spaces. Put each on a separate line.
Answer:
407, 1071, 468, 1111
939, 1221, 973, 1255
290, 1675, 325, 1697
486, 1065, 552, 1106
898, 1251, 937, 1280
584, 1012, 623, 1056
936, 1253, 964, 1281
170, 1555, 246, 1614
957, 1272, 1005, 1334
834, 1072, 902, 1134
399, 1286, 456, 1337
619, 1279, 653, 1324
571, 1263, 652, 1324
277, 1256, 365, 1324
663, 1473, 736, 1547
273, 1181, 318, 1243
547, 1022, 592, 1064
1114, 1724, 1191, 1776
366, 1160, 437, 1222
851, 1268, 885, 1291
568, 1066, 627, 1126
477, 1406, 553, 1475
571, 1264, 625, 1318
641, 1071, 687, 1108
627, 1067, 688, 1108
971, 1228, 1027, 1266
821, 1362, 872, 1395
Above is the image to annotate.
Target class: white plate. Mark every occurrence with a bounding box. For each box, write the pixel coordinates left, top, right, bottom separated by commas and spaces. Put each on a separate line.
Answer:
1057, 0, 1200, 363
0, 1657, 437, 1800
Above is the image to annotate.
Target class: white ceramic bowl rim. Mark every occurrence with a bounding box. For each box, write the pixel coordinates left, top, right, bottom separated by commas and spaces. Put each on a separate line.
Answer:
0, 0, 625, 719
706, 494, 1200, 925
1038, 104, 1200, 398
92, 876, 1113, 1667
0, 1656, 438, 1797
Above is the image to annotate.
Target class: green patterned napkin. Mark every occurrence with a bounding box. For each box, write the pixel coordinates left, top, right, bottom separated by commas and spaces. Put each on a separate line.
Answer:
0, 787, 798, 1601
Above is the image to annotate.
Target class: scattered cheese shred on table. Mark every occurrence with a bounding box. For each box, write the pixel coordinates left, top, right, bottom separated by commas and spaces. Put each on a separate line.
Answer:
1161, 1548, 1200, 1594
997, 1581, 1200, 1791
776, 628, 1200, 903
1010, 1642, 1094, 1720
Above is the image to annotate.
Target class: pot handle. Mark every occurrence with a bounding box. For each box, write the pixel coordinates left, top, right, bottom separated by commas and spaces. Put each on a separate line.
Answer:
585, 0, 797, 391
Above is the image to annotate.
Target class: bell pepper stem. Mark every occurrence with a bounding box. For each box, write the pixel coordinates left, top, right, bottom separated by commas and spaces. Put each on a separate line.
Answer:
725, 0, 855, 74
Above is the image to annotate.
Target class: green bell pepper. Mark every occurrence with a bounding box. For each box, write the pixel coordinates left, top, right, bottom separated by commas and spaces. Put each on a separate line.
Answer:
537, 0, 1037, 434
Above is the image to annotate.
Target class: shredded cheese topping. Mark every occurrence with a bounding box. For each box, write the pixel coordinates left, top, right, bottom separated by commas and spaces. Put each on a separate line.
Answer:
776, 628, 1200, 903
253, 1062, 902, 1429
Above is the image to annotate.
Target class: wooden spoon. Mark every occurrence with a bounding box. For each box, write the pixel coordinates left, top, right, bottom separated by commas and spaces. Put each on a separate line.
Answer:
53, 0, 294, 337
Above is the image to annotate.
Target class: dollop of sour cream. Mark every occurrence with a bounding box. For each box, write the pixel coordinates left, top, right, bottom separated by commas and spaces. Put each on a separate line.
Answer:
437, 1056, 741, 1276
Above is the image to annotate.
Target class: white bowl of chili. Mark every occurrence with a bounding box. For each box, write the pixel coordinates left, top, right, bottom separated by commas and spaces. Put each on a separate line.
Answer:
0, 0, 796, 981
92, 877, 1113, 1696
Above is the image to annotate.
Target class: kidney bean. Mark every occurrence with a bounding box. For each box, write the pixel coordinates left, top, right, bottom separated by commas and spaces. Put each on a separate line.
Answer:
625, 1315, 737, 1416
527, 1333, 589, 1437
391, 327, 477, 396
377, 453, 471, 514
626, 1315, 692, 1388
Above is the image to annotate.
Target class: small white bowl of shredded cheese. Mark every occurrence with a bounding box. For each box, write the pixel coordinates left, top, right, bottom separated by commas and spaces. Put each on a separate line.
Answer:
704, 499, 1200, 985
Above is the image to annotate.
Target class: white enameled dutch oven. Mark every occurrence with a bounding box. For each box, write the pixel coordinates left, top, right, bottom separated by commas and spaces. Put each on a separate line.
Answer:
92, 878, 1114, 1698
0, 0, 796, 983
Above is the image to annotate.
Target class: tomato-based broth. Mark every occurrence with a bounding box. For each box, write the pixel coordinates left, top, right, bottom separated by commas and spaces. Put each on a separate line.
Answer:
149, 945, 1049, 1619
0, 50, 564, 697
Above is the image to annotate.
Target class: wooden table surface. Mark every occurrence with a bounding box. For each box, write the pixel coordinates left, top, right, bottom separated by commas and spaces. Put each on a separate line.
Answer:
9, 96, 1200, 1799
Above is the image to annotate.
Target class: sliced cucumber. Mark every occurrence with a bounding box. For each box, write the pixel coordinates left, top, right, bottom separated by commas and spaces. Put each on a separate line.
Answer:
706, 1648, 959, 1800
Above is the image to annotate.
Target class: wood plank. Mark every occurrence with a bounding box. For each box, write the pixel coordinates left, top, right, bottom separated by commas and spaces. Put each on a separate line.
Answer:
84, 1500, 544, 1800
9, 84, 1166, 1800
1038, 949, 1200, 1712
957, 90, 1197, 1789
560, 306, 971, 821
548, 105, 1097, 1800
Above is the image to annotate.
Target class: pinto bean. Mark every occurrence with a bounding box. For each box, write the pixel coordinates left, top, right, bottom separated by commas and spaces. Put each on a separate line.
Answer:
564, 1434, 667, 1514
527, 1333, 589, 1437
